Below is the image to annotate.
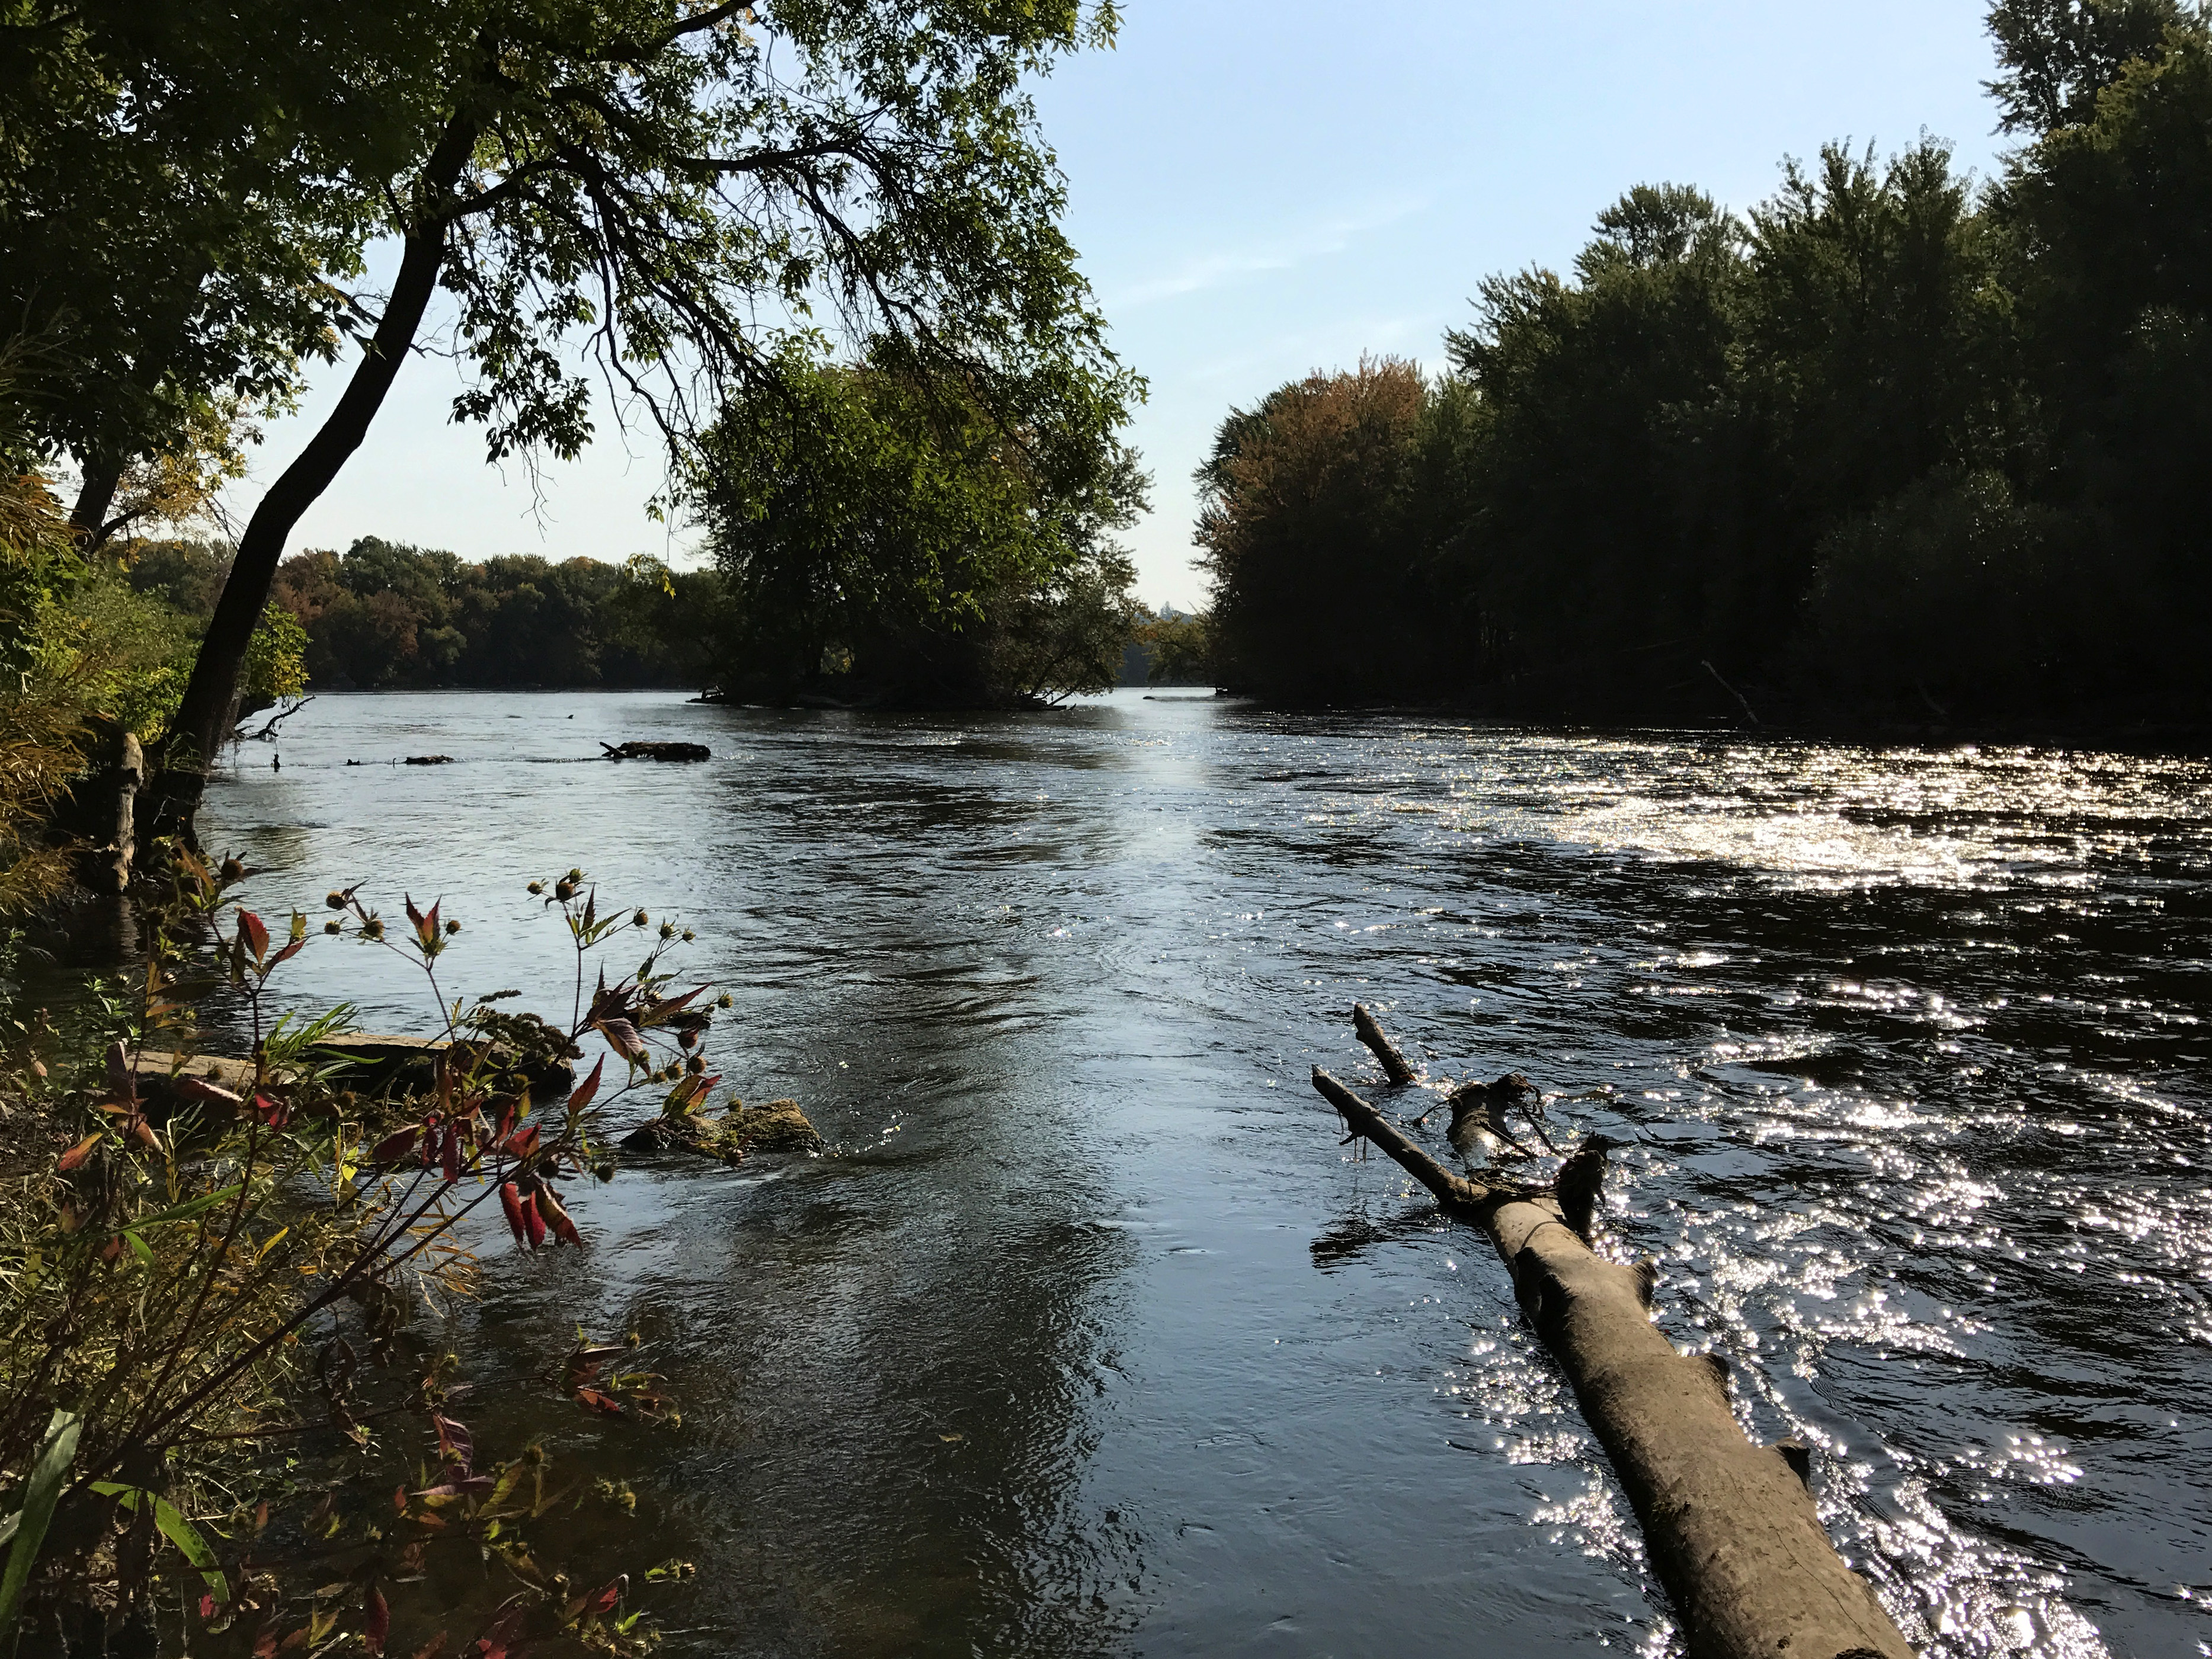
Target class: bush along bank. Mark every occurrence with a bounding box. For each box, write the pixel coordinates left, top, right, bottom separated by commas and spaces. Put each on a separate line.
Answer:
0, 853, 809, 1657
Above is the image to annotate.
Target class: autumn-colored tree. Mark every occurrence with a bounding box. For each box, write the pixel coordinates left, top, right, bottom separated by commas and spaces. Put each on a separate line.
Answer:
1194, 357, 1430, 702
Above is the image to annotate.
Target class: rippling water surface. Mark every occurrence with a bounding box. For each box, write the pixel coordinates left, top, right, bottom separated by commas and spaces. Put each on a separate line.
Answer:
198, 690, 2212, 1658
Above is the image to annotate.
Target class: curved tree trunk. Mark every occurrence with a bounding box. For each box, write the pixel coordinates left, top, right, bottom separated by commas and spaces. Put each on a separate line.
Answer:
68, 459, 122, 551
1312, 1051, 1913, 1659
149, 110, 481, 837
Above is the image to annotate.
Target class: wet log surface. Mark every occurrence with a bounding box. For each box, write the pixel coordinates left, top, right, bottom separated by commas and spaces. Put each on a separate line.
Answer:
133, 1033, 575, 1110
601, 741, 710, 762
1312, 1013, 1914, 1659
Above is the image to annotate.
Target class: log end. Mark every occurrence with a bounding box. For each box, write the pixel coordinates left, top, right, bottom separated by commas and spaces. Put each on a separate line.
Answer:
1352, 1003, 1419, 1085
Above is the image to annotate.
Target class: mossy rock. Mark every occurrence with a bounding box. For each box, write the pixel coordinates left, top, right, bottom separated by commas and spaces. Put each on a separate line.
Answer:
719, 1098, 822, 1152
621, 1098, 822, 1161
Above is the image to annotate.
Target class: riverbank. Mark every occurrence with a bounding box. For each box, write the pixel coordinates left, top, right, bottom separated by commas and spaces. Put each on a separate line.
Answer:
0, 850, 782, 1656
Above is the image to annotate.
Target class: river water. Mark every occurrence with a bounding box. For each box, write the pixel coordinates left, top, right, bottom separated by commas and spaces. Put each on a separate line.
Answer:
195, 690, 2211, 1658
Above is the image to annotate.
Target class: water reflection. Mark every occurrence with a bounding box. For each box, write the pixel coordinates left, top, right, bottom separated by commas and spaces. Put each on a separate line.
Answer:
194, 692, 2212, 1657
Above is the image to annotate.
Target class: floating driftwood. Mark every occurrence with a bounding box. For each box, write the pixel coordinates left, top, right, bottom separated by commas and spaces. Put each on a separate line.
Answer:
404, 754, 454, 766
600, 741, 710, 763
1312, 1009, 1912, 1659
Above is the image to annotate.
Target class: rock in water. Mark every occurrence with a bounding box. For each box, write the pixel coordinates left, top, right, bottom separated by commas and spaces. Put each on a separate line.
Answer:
721, 1098, 822, 1152
622, 1098, 822, 1160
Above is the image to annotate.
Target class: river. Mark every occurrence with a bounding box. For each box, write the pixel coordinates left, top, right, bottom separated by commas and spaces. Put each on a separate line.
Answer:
193, 688, 2211, 1658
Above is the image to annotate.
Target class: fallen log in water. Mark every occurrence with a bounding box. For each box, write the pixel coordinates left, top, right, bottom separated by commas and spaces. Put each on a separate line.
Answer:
133, 1032, 575, 1117
1352, 1001, 1419, 1084
1312, 1015, 1913, 1659
600, 741, 710, 762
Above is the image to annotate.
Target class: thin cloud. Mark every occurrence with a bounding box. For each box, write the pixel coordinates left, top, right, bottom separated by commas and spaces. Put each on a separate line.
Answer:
1109, 197, 1429, 310
1177, 312, 1442, 388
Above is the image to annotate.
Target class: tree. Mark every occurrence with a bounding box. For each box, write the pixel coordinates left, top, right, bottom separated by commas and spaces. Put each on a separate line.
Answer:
1193, 357, 1431, 702
1734, 139, 2018, 625
1985, 0, 2198, 134
1176, 4, 2212, 725
262, 541, 728, 690
1995, 12, 2212, 699
1441, 187, 1749, 694
1135, 609, 1213, 686
142, 0, 1126, 806
696, 341, 1145, 704
0, 1, 418, 539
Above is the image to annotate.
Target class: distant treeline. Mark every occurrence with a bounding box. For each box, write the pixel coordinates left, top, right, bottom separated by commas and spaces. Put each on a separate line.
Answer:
127, 538, 727, 691
123, 535, 1203, 703
1196, 0, 2212, 728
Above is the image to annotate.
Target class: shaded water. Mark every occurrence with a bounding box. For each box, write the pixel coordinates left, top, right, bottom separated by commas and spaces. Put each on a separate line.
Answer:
198, 691, 2211, 1657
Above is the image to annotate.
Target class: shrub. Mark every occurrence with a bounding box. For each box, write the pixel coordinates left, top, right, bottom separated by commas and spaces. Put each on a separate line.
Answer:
1, 854, 742, 1654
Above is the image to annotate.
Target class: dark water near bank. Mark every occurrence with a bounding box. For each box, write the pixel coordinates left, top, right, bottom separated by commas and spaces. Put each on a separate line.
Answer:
199, 690, 2210, 1658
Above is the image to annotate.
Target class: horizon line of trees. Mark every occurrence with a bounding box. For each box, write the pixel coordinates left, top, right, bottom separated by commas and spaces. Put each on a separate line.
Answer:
1193, 0, 2212, 728
113, 534, 1210, 703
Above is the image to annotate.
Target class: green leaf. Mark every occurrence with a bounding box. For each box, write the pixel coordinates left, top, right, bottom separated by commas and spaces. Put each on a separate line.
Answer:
1, 1410, 83, 1646
88, 1485, 227, 1603
131, 1184, 244, 1229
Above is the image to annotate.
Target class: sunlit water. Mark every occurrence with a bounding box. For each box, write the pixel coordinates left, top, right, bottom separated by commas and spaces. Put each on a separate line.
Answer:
187, 690, 2211, 1658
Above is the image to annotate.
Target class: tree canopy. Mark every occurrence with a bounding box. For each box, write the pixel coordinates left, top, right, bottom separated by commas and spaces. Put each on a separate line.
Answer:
1194, 4, 2212, 725
1984, 0, 2200, 133
5, 0, 1134, 786
0, 0, 418, 533
696, 341, 1146, 704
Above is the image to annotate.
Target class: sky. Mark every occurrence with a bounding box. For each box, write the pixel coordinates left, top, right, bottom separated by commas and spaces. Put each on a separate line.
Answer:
228, 0, 2016, 613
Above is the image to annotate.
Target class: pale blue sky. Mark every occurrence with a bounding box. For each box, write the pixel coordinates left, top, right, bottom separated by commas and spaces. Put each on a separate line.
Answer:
231, 1, 2013, 611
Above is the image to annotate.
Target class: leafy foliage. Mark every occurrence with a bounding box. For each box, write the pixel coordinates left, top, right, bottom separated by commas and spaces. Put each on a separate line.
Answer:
696, 343, 1146, 704
1196, 7, 2212, 724
0, 356, 98, 911
1195, 357, 1432, 702
1133, 610, 1214, 687
0, 0, 391, 507
0, 853, 745, 1653
267, 541, 729, 691
1984, 0, 2201, 134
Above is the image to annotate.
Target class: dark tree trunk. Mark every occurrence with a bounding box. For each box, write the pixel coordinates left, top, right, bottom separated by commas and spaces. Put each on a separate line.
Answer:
68, 459, 123, 550
69, 313, 193, 554
150, 110, 480, 834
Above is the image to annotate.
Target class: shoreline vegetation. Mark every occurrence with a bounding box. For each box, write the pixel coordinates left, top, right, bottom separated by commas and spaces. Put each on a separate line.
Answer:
0, 853, 772, 1657
1193, 2, 2212, 735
